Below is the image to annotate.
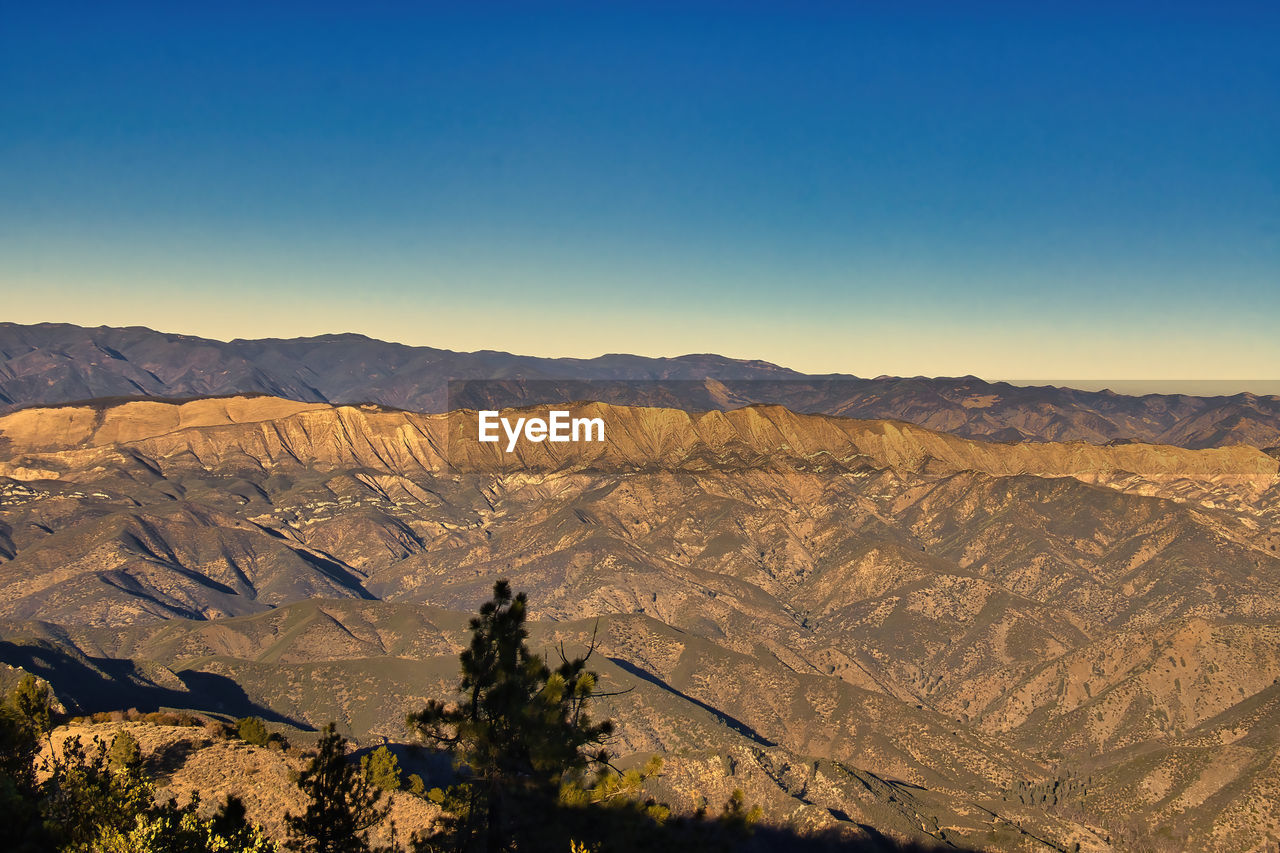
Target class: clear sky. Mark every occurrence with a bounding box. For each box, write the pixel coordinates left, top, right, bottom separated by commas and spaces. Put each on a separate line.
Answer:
2, 2, 1277, 382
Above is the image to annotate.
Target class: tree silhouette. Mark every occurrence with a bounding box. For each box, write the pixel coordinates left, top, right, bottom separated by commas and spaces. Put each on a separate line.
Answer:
408, 580, 614, 852
286, 723, 391, 853
0, 677, 48, 852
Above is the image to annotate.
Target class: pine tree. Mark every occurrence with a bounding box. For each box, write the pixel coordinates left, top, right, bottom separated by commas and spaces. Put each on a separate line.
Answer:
408, 580, 614, 853
285, 723, 391, 853
362, 746, 402, 791
0, 677, 44, 796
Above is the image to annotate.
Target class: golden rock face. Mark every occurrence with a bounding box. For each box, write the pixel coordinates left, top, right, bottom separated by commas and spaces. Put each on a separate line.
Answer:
6, 394, 1275, 481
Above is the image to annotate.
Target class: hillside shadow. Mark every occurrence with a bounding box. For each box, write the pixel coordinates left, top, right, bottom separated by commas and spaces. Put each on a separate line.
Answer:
501, 798, 980, 853
174, 669, 313, 728
607, 656, 776, 747
0, 639, 312, 730
349, 740, 456, 785
746, 825, 978, 851
145, 738, 196, 776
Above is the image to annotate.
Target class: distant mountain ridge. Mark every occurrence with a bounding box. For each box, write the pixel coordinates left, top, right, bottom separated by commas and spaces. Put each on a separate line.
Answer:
3, 321, 1279, 448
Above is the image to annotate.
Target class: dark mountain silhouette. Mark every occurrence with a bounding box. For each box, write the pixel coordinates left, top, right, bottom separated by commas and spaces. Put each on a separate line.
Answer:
3, 321, 1279, 448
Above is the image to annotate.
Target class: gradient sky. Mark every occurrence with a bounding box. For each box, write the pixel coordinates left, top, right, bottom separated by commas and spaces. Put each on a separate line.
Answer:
2, 2, 1277, 382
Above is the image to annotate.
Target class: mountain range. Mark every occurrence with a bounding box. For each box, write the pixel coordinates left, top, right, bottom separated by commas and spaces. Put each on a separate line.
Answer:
3, 392, 1280, 850
4, 322, 1280, 449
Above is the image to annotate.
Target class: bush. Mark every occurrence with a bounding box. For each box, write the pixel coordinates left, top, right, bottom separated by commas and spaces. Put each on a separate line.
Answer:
237, 716, 271, 747
9, 675, 52, 737
204, 719, 232, 740
40, 735, 153, 850
108, 730, 142, 773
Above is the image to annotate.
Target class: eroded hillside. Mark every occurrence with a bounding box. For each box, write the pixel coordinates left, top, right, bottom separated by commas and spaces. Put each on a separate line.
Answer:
3, 396, 1279, 851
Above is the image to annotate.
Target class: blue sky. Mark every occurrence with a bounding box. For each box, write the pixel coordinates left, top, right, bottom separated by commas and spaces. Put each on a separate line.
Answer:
2, 2, 1277, 381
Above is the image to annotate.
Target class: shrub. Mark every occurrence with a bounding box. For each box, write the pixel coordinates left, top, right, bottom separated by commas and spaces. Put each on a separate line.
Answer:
237, 716, 271, 747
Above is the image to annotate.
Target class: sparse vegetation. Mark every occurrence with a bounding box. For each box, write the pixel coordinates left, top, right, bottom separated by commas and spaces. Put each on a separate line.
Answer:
0, 678, 279, 852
